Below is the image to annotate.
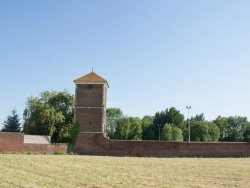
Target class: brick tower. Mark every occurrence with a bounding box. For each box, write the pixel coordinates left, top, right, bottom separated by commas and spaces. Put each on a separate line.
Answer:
74, 71, 108, 154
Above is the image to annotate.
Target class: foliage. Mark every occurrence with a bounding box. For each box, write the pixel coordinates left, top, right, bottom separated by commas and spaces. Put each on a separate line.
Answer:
113, 117, 142, 140
141, 115, 154, 140
190, 121, 209, 141
106, 108, 123, 138
190, 121, 220, 142
161, 124, 172, 141
243, 123, 250, 142
161, 124, 183, 141
226, 116, 248, 142
23, 90, 74, 143
207, 122, 220, 141
69, 122, 80, 144
213, 116, 250, 142
153, 107, 184, 139
191, 113, 205, 121
213, 116, 229, 141
2, 109, 21, 132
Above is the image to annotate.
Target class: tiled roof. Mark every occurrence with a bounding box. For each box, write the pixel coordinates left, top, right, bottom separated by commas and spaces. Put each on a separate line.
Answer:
74, 72, 108, 86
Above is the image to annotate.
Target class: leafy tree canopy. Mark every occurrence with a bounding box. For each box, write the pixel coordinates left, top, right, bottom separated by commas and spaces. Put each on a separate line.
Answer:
106, 108, 123, 138
113, 117, 142, 140
23, 90, 75, 143
141, 115, 154, 140
190, 121, 220, 142
153, 107, 184, 139
161, 123, 183, 141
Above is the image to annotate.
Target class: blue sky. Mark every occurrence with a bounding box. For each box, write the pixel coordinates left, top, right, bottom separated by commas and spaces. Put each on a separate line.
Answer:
0, 0, 250, 128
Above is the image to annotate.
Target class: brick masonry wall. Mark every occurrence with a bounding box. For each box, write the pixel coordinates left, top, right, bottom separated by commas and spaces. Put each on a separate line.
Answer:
75, 133, 250, 157
75, 84, 104, 107
23, 144, 68, 154
0, 132, 24, 152
76, 108, 104, 132
0, 132, 68, 154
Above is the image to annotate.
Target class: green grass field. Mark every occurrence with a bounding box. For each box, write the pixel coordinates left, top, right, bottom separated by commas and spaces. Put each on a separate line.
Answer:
0, 154, 250, 188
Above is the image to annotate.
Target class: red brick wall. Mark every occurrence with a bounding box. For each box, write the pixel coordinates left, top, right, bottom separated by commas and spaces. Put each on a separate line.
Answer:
76, 108, 104, 132
23, 144, 68, 154
75, 84, 104, 107
0, 132, 24, 152
0, 132, 68, 154
75, 133, 250, 157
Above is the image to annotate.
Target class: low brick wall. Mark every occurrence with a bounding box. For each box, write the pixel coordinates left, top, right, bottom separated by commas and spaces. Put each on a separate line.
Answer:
0, 132, 24, 152
75, 133, 250, 157
23, 144, 68, 154
2, 132, 250, 157
0, 132, 68, 154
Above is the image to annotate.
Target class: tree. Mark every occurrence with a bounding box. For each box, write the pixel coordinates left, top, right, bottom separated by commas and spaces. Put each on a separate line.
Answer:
243, 122, 250, 142
106, 108, 123, 138
23, 90, 75, 143
172, 126, 184, 141
226, 116, 247, 142
153, 107, 184, 140
113, 117, 142, 140
161, 124, 172, 141
207, 122, 220, 142
2, 109, 21, 132
190, 121, 220, 142
191, 121, 208, 142
213, 116, 229, 141
161, 123, 183, 141
191, 113, 205, 121
141, 115, 154, 140
213, 116, 250, 142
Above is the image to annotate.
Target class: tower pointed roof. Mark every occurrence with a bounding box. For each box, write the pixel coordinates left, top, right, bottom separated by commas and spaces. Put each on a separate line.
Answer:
74, 72, 109, 87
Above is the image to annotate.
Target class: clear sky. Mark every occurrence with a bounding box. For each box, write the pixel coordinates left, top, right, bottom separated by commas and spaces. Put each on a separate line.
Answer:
0, 0, 250, 129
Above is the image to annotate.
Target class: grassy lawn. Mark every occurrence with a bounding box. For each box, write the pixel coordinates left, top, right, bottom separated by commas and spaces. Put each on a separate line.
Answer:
0, 155, 250, 188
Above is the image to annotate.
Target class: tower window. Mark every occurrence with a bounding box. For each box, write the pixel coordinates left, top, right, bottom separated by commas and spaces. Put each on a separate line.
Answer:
88, 121, 92, 125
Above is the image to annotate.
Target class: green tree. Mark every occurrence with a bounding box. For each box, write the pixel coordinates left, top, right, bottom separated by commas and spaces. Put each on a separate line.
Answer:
114, 117, 142, 140
166, 107, 185, 129
226, 116, 248, 142
190, 121, 220, 142
207, 122, 220, 142
191, 113, 205, 121
141, 115, 154, 140
172, 126, 184, 141
243, 122, 250, 142
106, 108, 123, 138
161, 124, 172, 141
23, 90, 75, 143
2, 109, 21, 132
153, 107, 184, 140
161, 123, 183, 141
214, 116, 250, 142
213, 116, 229, 141
191, 121, 208, 141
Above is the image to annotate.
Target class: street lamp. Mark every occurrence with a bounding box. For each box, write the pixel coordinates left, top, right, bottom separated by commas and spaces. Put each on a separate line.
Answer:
186, 106, 191, 142
158, 124, 161, 141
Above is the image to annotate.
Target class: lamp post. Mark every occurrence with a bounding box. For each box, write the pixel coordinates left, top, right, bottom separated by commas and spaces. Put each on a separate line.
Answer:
158, 124, 161, 141
186, 106, 191, 142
